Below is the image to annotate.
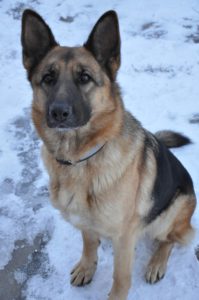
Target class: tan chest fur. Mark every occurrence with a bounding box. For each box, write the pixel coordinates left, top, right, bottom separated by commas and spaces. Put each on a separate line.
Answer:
41, 140, 147, 238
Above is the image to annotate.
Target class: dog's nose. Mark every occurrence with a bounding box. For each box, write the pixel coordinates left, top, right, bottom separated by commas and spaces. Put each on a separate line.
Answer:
49, 101, 70, 123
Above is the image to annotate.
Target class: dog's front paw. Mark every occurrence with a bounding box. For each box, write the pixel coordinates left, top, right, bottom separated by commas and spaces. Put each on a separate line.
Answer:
70, 260, 97, 286
108, 286, 129, 300
108, 292, 127, 300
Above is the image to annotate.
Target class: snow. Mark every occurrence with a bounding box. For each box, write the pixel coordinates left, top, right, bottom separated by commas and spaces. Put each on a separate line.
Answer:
0, 0, 199, 299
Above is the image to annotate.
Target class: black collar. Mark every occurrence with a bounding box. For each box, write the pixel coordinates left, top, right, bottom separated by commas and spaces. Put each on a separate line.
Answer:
56, 143, 105, 166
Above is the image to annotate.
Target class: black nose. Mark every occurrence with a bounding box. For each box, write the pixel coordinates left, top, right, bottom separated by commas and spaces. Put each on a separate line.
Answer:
49, 101, 70, 123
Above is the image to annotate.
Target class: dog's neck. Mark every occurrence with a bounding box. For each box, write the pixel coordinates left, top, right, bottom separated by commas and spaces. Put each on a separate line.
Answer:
56, 143, 105, 166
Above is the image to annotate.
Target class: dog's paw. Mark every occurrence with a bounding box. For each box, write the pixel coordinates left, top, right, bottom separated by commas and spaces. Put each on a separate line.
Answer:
145, 261, 166, 284
70, 260, 97, 286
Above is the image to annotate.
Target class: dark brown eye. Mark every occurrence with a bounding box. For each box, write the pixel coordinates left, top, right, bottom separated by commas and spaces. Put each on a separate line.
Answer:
42, 71, 56, 85
78, 71, 91, 84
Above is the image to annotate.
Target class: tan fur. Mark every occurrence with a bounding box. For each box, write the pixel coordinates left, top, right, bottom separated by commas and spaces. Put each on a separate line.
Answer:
145, 241, 173, 284
168, 196, 196, 244
146, 194, 195, 244
70, 230, 99, 286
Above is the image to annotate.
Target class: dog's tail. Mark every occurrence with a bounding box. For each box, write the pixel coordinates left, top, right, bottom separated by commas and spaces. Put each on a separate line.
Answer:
155, 130, 192, 148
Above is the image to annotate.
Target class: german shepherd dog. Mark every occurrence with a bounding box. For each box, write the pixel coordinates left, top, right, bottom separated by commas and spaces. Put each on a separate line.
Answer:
21, 9, 196, 300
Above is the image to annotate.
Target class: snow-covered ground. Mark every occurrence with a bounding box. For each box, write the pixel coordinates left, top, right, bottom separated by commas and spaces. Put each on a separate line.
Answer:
0, 0, 199, 299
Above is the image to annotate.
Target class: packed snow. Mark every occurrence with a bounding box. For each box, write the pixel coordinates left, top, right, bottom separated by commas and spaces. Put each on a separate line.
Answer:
0, 0, 199, 299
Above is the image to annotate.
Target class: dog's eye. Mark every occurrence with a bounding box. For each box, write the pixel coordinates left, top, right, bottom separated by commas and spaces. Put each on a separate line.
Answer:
78, 71, 91, 84
42, 71, 56, 85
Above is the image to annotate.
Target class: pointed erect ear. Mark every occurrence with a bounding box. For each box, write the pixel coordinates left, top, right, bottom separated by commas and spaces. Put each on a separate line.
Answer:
21, 9, 58, 78
84, 10, 121, 81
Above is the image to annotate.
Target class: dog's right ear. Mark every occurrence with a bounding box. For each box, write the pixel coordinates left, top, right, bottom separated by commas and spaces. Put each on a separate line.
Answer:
21, 10, 58, 78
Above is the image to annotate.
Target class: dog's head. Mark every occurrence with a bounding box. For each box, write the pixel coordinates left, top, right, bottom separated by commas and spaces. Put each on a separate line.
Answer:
21, 10, 123, 161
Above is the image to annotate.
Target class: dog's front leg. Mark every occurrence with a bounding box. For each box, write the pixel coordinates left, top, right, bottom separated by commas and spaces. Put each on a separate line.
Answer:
108, 232, 137, 300
70, 230, 100, 286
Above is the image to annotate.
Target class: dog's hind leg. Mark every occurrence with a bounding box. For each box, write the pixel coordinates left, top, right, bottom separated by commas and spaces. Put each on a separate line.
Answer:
70, 230, 100, 286
167, 195, 196, 245
146, 194, 196, 284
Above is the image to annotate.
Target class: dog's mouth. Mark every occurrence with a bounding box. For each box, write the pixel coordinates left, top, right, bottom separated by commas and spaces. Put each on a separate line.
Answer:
55, 125, 82, 133
46, 118, 89, 133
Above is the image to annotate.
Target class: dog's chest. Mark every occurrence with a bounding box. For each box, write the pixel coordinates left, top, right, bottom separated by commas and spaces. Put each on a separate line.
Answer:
56, 184, 91, 228
50, 174, 124, 237
45, 145, 136, 237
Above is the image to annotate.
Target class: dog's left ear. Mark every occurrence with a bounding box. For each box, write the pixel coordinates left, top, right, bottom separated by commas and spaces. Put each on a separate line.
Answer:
84, 11, 121, 81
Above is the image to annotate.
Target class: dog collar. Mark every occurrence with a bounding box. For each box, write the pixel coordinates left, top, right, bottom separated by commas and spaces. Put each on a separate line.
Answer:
56, 143, 105, 166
